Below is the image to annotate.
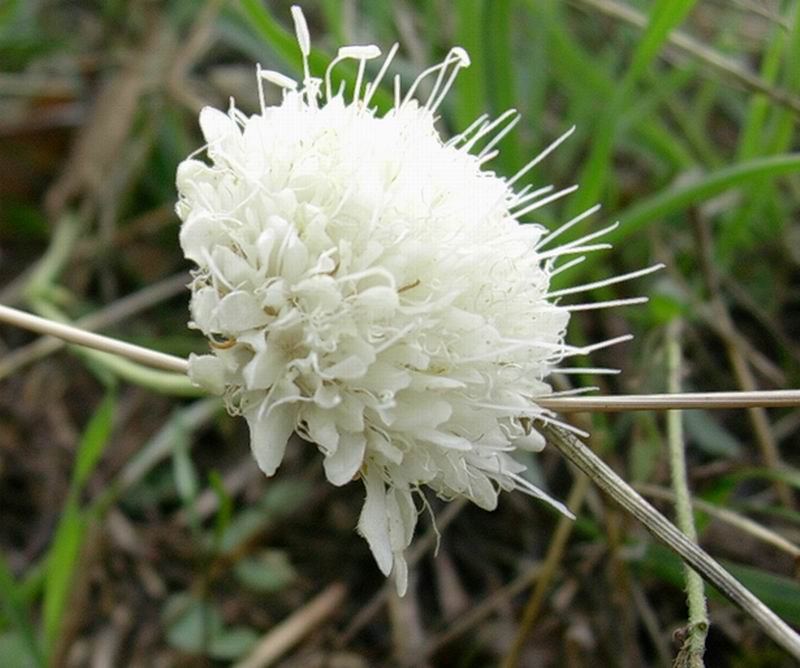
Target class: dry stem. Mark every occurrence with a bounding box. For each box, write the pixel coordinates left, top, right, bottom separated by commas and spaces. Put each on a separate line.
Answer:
543, 423, 800, 661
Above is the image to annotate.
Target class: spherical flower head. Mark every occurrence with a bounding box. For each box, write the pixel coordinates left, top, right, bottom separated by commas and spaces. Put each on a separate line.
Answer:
176, 6, 613, 595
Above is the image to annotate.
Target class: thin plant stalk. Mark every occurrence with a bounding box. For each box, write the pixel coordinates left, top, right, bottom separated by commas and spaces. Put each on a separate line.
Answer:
666, 322, 708, 667
0, 304, 189, 374
3, 303, 800, 411
542, 423, 800, 661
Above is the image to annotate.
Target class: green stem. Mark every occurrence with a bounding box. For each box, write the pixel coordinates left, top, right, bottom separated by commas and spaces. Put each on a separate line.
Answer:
667, 322, 708, 667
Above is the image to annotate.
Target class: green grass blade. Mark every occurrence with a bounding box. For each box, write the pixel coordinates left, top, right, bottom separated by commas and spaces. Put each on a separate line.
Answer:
569, 0, 699, 217
563, 153, 800, 282
484, 0, 521, 173
453, 0, 487, 130
41, 511, 86, 656
71, 392, 116, 493
0, 555, 44, 667
615, 153, 800, 238
42, 393, 116, 655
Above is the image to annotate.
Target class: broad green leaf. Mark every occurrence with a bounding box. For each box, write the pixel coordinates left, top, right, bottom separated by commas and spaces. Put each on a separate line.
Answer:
639, 545, 800, 626
208, 627, 259, 660
723, 560, 800, 627
234, 550, 297, 593
163, 594, 223, 655
220, 480, 311, 554
684, 411, 743, 458
162, 594, 257, 660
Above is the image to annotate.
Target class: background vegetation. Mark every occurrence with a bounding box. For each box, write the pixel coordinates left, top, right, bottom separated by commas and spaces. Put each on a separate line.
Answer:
1, 0, 799, 665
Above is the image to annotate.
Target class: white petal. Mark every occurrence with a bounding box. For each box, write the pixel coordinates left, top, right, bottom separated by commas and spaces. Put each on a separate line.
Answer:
334, 394, 365, 432
199, 107, 240, 157
386, 489, 414, 552
313, 383, 341, 409
513, 429, 546, 452
216, 291, 270, 331
367, 430, 404, 465
392, 553, 409, 597
189, 286, 220, 333
243, 346, 286, 390
357, 465, 392, 575
246, 399, 298, 477
361, 362, 411, 394
304, 404, 339, 453
325, 355, 369, 380
212, 245, 256, 287
384, 398, 452, 429
356, 286, 399, 317
394, 487, 417, 547
418, 429, 472, 450
280, 235, 309, 282
468, 472, 498, 511
180, 216, 227, 265
187, 353, 226, 395
323, 433, 366, 486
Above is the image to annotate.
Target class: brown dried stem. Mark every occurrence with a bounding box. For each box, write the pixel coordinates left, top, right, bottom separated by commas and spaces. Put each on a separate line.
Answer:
543, 423, 800, 661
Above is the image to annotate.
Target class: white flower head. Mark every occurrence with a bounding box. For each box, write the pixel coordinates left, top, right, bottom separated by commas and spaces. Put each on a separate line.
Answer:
176, 6, 641, 595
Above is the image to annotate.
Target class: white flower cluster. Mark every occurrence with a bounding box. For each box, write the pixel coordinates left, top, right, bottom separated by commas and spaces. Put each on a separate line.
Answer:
177, 6, 643, 594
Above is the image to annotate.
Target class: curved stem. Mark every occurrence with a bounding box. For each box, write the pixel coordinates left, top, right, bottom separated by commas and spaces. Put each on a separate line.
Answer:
543, 423, 800, 661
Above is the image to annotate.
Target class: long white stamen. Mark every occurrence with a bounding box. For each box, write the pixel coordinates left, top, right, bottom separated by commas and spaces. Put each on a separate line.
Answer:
291, 5, 311, 87
478, 150, 499, 166
342, 45, 381, 103
545, 386, 601, 397
537, 243, 612, 260
479, 113, 521, 158
403, 62, 446, 106
564, 296, 649, 312
545, 221, 620, 256
425, 50, 458, 110
509, 186, 555, 211
324, 54, 347, 100
575, 334, 634, 354
465, 109, 518, 153
259, 68, 298, 91
447, 113, 489, 147
507, 126, 576, 187
363, 42, 399, 108
428, 48, 471, 112
554, 367, 621, 375
256, 63, 266, 112
514, 185, 579, 219
538, 204, 602, 248
394, 74, 401, 108
546, 264, 664, 298
549, 255, 586, 277
505, 471, 576, 517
